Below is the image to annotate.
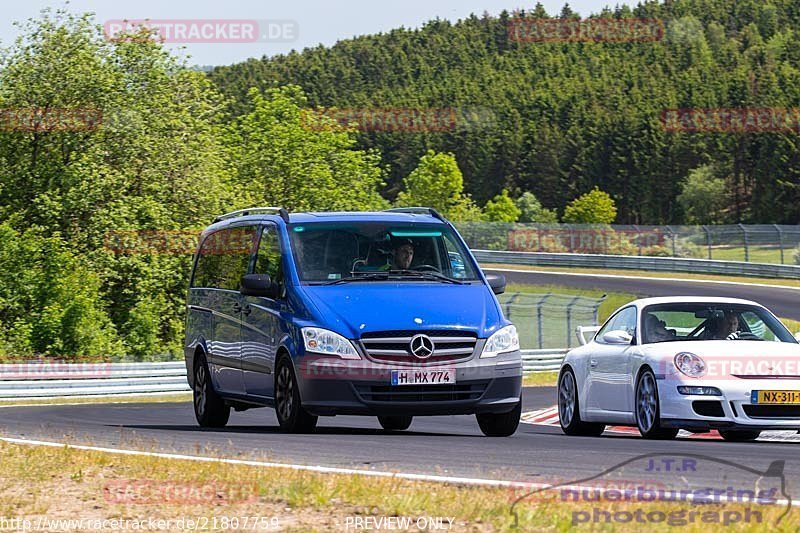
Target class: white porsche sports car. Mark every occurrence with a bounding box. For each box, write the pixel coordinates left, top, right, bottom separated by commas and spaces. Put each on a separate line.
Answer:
558, 297, 800, 441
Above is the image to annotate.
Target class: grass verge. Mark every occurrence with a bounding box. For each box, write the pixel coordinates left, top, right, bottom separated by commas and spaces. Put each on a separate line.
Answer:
522, 372, 559, 388
0, 393, 192, 408
0, 440, 793, 532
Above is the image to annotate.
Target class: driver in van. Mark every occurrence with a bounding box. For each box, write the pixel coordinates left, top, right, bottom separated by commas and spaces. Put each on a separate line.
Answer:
382, 238, 414, 270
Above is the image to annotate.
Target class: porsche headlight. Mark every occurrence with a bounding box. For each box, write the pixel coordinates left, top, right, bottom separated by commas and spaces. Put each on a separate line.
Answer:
674, 352, 706, 377
481, 325, 520, 358
302, 327, 360, 360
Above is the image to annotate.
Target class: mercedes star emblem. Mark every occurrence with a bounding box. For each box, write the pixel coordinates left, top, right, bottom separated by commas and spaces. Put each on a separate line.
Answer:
409, 334, 435, 359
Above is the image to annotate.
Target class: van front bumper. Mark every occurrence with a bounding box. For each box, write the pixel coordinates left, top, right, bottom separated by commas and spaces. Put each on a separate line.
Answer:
295, 352, 522, 416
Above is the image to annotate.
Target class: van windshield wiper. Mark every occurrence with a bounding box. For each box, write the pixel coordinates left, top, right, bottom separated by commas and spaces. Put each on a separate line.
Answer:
320, 272, 390, 285
385, 270, 465, 285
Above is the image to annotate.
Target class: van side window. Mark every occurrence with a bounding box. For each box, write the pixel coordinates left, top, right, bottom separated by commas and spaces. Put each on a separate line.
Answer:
254, 225, 284, 290
191, 226, 258, 290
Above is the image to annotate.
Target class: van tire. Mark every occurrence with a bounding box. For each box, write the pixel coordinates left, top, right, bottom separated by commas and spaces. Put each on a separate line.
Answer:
193, 355, 230, 428
275, 357, 318, 433
476, 402, 521, 437
378, 415, 413, 431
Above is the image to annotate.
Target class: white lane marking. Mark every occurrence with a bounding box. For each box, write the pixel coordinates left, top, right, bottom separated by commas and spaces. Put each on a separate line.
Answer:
487, 268, 800, 291
0, 436, 789, 508
522, 408, 800, 442
0, 436, 538, 490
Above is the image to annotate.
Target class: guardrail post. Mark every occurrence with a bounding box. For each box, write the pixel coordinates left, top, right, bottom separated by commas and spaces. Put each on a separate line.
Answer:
665, 226, 676, 257
537, 294, 550, 350
774, 224, 784, 264
739, 223, 749, 262
565, 296, 581, 349
702, 225, 712, 259
504, 292, 520, 319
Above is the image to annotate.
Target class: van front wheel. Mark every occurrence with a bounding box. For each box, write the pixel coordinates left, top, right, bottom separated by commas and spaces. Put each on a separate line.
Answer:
476, 402, 521, 437
275, 358, 318, 433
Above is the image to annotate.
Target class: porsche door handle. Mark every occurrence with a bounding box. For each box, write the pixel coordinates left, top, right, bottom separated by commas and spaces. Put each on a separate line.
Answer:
589, 360, 598, 368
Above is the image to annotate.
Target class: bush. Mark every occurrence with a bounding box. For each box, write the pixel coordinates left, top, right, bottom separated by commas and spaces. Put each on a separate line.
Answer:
484, 190, 521, 222
0, 222, 124, 361
562, 188, 617, 224
515, 192, 559, 223
794, 246, 800, 266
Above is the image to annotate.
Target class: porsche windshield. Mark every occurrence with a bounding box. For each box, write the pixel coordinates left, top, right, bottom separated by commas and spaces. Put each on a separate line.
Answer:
288, 222, 479, 283
642, 303, 797, 344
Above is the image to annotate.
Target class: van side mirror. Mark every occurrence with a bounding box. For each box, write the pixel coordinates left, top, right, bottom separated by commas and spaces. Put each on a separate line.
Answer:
484, 273, 506, 295
240, 274, 279, 299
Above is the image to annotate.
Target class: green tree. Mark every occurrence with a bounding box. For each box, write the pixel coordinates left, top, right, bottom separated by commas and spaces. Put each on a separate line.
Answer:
515, 191, 559, 223
0, 221, 123, 360
395, 150, 483, 221
484, 190, 521, 222
0, 11, 237, 358
230, 87, 389, 212
677, 166, 730, 225
562, 188, 618, 224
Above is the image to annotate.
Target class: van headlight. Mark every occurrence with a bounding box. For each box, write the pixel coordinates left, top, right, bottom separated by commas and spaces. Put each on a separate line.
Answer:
674, 352, 706, 377
302, 328, 360, 360
481, 325, 520, 358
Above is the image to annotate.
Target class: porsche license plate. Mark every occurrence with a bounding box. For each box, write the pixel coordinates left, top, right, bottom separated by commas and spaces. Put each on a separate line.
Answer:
391, 369, 456, 386
751, 390, 800, 404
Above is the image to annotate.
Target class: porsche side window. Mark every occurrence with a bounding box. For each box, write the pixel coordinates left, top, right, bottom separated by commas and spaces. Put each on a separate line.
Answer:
596, 306, 636, 343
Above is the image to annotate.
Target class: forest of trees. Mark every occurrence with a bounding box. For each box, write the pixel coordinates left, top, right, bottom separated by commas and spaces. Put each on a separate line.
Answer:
1, 1, 799, 361
210, 0, 800, 225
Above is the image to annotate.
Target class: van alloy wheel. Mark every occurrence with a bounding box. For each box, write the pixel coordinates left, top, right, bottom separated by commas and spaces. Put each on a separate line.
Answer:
274, 358, 317, 433
275, 365, 294, 422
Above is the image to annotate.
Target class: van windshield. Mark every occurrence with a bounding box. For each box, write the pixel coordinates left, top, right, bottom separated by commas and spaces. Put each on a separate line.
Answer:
288, 222, 479, 283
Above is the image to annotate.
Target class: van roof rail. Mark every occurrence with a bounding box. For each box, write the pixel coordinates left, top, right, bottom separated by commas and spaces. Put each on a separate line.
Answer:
214, 207, 290, 224
383, 207, 446, 222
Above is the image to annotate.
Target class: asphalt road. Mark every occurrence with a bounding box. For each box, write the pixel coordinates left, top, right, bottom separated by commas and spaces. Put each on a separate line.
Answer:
488, 268, 800, 321
1, 387, 798, 496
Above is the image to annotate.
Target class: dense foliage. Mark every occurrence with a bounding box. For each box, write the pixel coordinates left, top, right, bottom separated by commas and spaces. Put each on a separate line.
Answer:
2, 1, 799, 360
210, 0, 800, 225
0, 12, 391, 360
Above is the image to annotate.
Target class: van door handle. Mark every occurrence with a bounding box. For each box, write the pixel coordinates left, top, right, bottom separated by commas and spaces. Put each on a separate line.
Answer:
589, 360, 598, 368
232, 302, 242, 314
242, 304, 252, 316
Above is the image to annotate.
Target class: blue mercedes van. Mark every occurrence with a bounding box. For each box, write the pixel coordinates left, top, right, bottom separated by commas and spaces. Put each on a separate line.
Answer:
184, 207, 522, 436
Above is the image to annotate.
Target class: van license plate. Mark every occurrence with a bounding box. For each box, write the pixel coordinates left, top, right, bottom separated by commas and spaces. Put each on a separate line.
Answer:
391, 369, 456, 386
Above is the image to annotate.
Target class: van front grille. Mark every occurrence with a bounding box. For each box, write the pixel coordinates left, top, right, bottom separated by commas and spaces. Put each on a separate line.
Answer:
354, 382, 487, 403
360, 330, 477, 365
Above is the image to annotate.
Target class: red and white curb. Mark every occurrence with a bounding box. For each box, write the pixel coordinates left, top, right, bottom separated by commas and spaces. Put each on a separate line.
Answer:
522, 406, 800, 442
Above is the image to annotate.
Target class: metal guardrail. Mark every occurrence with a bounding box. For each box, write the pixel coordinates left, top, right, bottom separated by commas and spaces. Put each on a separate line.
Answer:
474, 250, 800, 279
0, 353, 571, 397
0, 362, 190, 399
521, 349, 568, 373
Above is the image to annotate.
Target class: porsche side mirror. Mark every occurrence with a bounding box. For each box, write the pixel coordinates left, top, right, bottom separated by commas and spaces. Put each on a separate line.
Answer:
603, 330, 633, 345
